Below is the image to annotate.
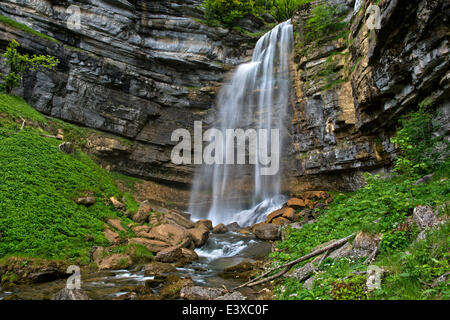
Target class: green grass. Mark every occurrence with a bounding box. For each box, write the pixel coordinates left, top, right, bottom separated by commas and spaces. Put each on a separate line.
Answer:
0, 95, 135, 264
0, 15, 59, 44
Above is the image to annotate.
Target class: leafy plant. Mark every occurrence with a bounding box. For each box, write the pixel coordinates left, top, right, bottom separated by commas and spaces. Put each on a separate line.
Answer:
0, 40, 59, 94
203, 0, 255, 25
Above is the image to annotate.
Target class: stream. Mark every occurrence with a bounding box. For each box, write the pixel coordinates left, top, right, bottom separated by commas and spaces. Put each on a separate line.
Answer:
0, 232, 272, 300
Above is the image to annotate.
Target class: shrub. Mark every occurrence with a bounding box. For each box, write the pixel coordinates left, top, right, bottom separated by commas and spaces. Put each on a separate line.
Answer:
271, 0, 311, 22
0, 40, 59, 94
203, 0, 255, 25
304, 4, 347, 43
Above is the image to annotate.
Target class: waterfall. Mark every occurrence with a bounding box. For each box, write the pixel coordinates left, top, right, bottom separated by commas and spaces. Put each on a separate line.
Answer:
189, 20, 293, 227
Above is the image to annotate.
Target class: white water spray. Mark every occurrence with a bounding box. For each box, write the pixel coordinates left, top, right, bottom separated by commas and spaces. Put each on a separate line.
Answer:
189, 20, 293, 227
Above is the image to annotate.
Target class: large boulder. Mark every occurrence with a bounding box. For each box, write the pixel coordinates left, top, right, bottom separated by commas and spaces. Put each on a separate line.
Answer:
188, 226, 210, 247
271, 217, 291, 226
155, 247, 183, 263
106, 218, 126, 232
110, 197, 126, 211
212, 223, 228, 234
132, 200, 152, 223
226, 222, 241, 232
146, 224, 193, 249
159, 275, 194, 299
195, 219, 213, 230
253, 223, 280, 241
76, 196, 96, 206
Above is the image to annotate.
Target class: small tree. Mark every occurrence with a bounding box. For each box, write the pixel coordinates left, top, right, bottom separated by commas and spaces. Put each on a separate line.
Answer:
0, 39, 59, 94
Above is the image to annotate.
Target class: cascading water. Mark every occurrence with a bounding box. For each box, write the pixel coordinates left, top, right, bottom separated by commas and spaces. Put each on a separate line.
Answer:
189, 20, 293, 227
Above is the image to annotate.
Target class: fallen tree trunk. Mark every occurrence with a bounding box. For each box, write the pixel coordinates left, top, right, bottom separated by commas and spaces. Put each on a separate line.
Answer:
233, 233, 355, 290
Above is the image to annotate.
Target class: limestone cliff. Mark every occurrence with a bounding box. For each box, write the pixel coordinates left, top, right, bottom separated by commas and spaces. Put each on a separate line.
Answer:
288, 0, 449, 193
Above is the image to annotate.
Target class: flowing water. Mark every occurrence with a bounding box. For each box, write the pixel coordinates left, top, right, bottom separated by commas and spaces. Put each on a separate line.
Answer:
0, 233, 271, 300
189, 20, 294, 227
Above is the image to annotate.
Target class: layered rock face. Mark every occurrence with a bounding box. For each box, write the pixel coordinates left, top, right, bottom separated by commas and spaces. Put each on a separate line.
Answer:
0, 0, 257, 188
288, 0, 449, 193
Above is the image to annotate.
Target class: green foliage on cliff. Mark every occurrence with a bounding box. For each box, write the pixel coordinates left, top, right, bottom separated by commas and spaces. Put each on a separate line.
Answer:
273, 99, 450, 300
0, 94, 133, 263
203, 0, 256, 25
0, 40, 59, 94
0, 15, 59, 44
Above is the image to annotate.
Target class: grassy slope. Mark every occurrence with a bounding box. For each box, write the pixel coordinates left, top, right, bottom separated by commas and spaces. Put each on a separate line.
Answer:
0, 94, 134, 264
0, 15, 60, 44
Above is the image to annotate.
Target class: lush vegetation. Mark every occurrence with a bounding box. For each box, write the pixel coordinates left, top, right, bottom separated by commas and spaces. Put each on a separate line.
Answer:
0, 40, 59, 94
202, 0, 314, 25
0, 15, 59, 44
273, 98, 449, 300
0, 94, 136, 264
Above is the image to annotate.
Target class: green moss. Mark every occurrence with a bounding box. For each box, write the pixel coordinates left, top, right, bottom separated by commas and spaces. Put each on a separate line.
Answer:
0, 15, 60, 44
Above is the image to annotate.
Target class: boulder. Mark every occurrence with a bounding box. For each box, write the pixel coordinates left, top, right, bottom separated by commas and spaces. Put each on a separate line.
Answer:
253, 223, 280, 241
98, 254, 132, 270
155, 247, 183, 263
133, 200, 152, 223
266, 208, 285, 223
282, 207, 296, 221
286, 198, 308, 210
251, 222, 266, 234
104, 228, 121, 244
226, 222, 241, 232
132, 225, 152, 237
110, 197, 126, 211
195, 219, 213, 230
159, 276, 194, 299
149, 210, 194, 229
180, 248, 199, 264
188, 226, 209, 247
285, 262, 315, 281
106, 218, 126, 232
272, 217, 291, 226
147, 224, 193, 248
180, 286, 227, 300
212, 223, 228, 234
414, 174, 434, 185
144, 262, 177, 276
350, 232, 381, 259
76, 196, 96, 206
53, 288, 89, 300
128, 238, 170, 253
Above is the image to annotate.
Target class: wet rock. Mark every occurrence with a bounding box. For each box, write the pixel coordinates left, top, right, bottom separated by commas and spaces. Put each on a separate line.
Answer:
226, 222, 241, 232
180, 286, 227, 300
76, 196, 96, 206
253, 223, 280, 241
145, 277, 165, 289
155, 247, 183, 263
132, 200, 151, 223
53, 288, 89, 300
215, 291, 246, 300
180, 248, 199, 264
128, 238, 170, 253
212, 223, 228, 234
106, 218, 126, 232
144, 262, 177, 276
159, 276, 194, 300
110, 197, 125, 211
188, 226, 209, 247
98, 254, 132, 270
195, 219, 213, 230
